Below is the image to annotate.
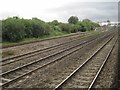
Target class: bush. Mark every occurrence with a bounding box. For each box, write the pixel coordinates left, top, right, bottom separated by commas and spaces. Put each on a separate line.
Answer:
2, 16, 99, 42
31, 19, 50, 37
68, 16, 79, 24
82, 19, 99, 31
21, 19, 33, 38
59, 23, 73, 33
71, 25, 80, 33
2, 17, 51, 42
80, 25, 87, 32
43, 23, 51, 35
2, 18, 26, 42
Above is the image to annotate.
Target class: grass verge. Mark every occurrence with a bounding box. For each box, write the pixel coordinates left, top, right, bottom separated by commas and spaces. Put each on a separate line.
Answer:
2, 30, 105, 48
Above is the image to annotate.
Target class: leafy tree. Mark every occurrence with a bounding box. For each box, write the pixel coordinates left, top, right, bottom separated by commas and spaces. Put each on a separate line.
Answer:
31, 19, 44, 37
32, 17, 45, 23
81, 19, 99, 31
43, 23, 51, 35
51, 20, 59, 26
60, 23, 73, 33
2, 18, 26, 42
68, 16, 79, 24
82, 19, 91, 22
13, 16, 19, 19
31, 18, 50, 37
2, 16, 99, 42
70, 24, 80, 33
80, 25, 86, 32
59, 23, 80, 33
21, 19, 33, 38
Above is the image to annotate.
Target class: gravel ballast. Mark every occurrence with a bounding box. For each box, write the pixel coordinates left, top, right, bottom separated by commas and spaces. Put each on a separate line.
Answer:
7, 31, 115, 88
2, 31, 105, 59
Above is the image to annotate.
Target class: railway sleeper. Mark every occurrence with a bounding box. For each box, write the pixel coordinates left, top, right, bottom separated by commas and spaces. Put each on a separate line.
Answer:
2, 34, 115, 88
73, 80, 90, 87
3, 74, 16, 80
56, 36, 117, 89
14, 72, 24, 76
21, 68, 32, 72
0, 82, 2, 86
1, 78, 11, 85
31, 64, 40, 68
73, 78, 90, 83
78, 77, 92, 82
80, 72, 96, 76
84, 70, 97, 73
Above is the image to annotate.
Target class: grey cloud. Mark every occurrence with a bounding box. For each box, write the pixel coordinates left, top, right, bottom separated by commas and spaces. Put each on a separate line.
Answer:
47, 2, 118, 22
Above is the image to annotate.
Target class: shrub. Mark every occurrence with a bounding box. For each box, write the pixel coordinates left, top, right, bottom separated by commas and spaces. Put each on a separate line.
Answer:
21, 19, 33, 38
2, 18, 26, 42
59, 23, 72, 33
68, 16, 79, 24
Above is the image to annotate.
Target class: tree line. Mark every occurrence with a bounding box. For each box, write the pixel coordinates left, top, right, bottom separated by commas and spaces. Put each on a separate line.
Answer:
2, 16, 99, 42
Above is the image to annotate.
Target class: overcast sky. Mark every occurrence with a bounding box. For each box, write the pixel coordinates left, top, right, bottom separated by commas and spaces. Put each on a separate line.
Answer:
0, 0, 119, 22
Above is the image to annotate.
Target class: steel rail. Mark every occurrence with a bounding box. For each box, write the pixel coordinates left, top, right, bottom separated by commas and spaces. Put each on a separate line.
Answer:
2, 35, 82, 61
1, 33, 112, 87
2, 32, 85, 49
2, 32, 112, 67
88, 38, 117, 90
2, 32, 98, 63
2, 31, 109, 62
2, 37, 86, 66
1, 33, 110, 75
54, 35, 115, 90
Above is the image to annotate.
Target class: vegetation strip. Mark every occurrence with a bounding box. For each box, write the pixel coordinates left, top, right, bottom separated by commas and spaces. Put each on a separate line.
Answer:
2, 32, 84, 48
2, 31, 104, 63
2, 16, 99, 47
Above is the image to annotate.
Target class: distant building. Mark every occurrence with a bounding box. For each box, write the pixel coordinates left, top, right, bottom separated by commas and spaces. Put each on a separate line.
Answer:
99, 21, 108, 26
95, 21, 119, 31
98, 21, 119, 26
110, 22, 119, 26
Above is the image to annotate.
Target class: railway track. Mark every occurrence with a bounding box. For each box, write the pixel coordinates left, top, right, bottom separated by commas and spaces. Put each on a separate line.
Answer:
54, 34, 117, 89
2, 31, 110, 72
1, 32, 114, 88
2, 31, 104, 66
2, 32, 85, 49
2, 31, 108, 62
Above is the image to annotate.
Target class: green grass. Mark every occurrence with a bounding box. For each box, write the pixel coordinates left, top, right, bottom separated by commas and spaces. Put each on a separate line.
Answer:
2, 30, 105, 48
2, 30, 70, 48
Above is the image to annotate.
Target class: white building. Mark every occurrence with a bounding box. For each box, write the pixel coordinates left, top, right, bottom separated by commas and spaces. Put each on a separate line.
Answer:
99, 22, 108, 26
99, 21, 119, 26
110, 22, 119, 26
